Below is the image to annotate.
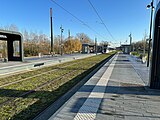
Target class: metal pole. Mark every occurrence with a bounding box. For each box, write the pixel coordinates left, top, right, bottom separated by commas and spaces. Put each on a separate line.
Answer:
61, 26, 62, 56
58, 35, 60, 54
58, 35, 61, 54
147, 0, 154, 67
50, 8, 53, 54
60, 25, 64, 56
129, 33, 132, 52
68, 29, 71, 53
95, 37, 97, 55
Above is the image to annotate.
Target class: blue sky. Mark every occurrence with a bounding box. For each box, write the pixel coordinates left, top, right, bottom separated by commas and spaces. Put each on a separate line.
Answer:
0, 0, 154, 46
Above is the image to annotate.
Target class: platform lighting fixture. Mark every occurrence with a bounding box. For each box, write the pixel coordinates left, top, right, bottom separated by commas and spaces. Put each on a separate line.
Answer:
147, 0, 154, 67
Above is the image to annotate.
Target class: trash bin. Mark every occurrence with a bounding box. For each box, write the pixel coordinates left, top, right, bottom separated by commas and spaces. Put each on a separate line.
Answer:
38, 53, 42, 58
4, 58, 8, 62
142, 56, 146, 64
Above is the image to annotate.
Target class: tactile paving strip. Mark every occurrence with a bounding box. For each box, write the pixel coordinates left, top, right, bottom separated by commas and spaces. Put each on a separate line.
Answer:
73, 55, 118, 120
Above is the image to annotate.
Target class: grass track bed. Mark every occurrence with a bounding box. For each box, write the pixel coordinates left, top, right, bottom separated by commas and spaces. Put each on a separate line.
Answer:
0, 52, 115, 120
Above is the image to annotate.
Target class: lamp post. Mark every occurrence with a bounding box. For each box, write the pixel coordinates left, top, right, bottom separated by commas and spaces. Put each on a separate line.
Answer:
147, 0, 154, 67
60, 25, 64, 56
50, 8, 54, 55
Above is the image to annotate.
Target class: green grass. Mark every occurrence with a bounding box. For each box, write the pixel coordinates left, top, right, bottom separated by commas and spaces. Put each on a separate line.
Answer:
131, 51, 140, 57
0, 52, 116, 120
131, 51, 148, 59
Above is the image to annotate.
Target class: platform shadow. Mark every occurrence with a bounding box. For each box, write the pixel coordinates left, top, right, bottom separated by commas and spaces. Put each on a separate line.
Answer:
77, 84, 160, 96
69, 84, 160, 119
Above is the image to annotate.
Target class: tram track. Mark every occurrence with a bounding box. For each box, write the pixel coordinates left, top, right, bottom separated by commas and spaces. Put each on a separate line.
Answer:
0, 61, 83, 88
0, 69, 79, 107
0, 66, 85, 106
0, 53, 116, 120
0, 59, 95, 106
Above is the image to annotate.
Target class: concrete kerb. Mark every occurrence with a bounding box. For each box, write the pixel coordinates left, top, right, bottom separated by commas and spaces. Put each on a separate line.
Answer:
33, 54, 116, 120
0, 55, 94, 77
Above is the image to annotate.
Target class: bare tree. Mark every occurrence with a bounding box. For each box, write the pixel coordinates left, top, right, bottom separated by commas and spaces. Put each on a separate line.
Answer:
54, 35, 60, 54
143, 31, 148, 55
76, 33, 91, 44
1, 24, 19, 31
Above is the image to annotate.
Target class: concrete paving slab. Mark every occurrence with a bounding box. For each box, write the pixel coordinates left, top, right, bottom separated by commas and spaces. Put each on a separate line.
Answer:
96, 54, 160, 120
36, 53, 160, 120
48, 54, 116, 120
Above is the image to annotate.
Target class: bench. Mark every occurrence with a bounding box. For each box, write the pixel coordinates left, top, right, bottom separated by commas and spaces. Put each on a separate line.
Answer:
34, 63, 44, 67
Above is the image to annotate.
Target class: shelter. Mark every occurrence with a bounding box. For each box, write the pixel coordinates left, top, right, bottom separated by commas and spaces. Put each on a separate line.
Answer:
82, 43, 90, 54
0, 29, 23, 61
120, 45, 131, 54
102, 44, 109, 53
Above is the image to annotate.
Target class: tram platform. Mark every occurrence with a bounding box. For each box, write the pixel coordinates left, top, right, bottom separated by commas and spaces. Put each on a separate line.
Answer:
0, 53, 96, 77
36, 53, 160, 120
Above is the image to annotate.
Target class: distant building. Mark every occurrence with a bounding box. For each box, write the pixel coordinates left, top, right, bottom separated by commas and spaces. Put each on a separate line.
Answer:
81, 43, 102, 54
102, 44, 108, 53
82, 43, 89, 54
82, 43, 112, 54
121, 45, 131, 54
88, 44, 95, 53
97, 46, 102, 53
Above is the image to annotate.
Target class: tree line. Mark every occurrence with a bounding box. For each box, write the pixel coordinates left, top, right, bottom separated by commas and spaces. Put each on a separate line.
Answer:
131, 32, 150, 57
0, 24, 93, 58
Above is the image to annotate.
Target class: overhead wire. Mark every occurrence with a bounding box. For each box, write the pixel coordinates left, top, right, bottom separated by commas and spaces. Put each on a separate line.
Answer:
87, 0, 116, 41
50, 0, 107, 40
